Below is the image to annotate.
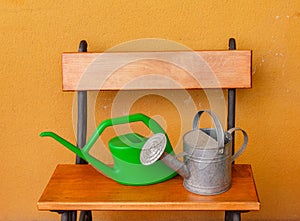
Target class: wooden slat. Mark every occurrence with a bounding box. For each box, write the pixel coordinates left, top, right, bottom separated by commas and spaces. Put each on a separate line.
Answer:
62, 50, 251, 91
37, 164, 260, 211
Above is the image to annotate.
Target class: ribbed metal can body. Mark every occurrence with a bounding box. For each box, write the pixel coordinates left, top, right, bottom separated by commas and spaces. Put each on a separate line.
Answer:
183, 129, 233, 195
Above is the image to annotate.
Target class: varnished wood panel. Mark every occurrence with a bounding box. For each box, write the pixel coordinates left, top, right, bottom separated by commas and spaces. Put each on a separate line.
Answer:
62, 51, 251, 90
38, 164, 260, 211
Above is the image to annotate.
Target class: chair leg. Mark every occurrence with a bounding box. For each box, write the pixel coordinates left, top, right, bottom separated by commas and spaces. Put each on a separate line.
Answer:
79, 211, 92, 221
71, 211, 77, 221
61, 211, 69, 221
60, 211, 77, 221
225, 211, 241, 221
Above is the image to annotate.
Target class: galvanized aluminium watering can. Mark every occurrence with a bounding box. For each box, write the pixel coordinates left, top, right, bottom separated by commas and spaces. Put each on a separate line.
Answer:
40, 113, 177, 185
140, 110, 248, 195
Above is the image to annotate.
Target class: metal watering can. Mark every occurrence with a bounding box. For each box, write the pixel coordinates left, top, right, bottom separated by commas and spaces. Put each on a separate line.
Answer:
40, 113, 177, 185
140, 110, 248, 195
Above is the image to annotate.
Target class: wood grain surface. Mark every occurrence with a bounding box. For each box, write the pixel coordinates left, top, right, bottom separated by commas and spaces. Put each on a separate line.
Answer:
38, 164, 260, 211
62, 50, 252, 90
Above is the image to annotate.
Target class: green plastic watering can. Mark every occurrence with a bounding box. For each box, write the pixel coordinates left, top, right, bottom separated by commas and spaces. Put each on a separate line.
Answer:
40, 113, 177, 185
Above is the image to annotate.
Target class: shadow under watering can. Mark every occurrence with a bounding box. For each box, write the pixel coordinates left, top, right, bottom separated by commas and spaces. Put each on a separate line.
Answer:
140, 110, 248, 195
40, 113, 177, 185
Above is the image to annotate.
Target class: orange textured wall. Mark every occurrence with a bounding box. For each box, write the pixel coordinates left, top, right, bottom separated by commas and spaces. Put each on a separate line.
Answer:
0, 1, 300, 220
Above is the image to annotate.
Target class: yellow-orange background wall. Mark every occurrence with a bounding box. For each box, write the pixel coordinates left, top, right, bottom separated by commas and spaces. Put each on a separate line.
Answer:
1, 1, 300, 220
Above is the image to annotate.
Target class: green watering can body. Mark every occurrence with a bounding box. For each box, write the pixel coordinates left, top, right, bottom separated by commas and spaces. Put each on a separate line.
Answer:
40, 113, 177, 185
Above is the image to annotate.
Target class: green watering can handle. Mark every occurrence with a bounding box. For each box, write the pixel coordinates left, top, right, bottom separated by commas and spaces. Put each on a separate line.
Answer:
40, 113, 166, 156
83, 113, 166, 153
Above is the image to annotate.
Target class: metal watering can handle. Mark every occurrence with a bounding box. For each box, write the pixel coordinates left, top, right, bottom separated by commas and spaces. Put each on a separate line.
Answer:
228, 128, 248, 162
192, 110, 225, 149
83, 113, 167, 153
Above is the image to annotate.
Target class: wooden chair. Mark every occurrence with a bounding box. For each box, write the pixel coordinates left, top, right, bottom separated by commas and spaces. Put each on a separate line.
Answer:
38, 39, 260, 221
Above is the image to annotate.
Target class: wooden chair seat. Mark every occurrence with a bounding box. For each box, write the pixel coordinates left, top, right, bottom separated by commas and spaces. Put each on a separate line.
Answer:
38, 164, 259, 211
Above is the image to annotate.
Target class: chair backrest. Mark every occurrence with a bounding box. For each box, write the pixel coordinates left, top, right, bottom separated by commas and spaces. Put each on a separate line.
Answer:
62, 50, 251, 91
65, 40, 252, 164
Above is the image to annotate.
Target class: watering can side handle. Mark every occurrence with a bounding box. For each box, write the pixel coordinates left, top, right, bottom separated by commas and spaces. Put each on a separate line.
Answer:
107, 113, 166, 134
95, 113, 165, 134
40, 132, 87, 161
228, 128, 248, 162
192, 110, 225, 148
83, 113, 167, 153
138, 114, 166, 134
82, 118, 114, 153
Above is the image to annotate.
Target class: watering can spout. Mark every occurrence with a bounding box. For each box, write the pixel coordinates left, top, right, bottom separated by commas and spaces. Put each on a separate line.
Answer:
40, 131, 118, 178
40, 131, 87, 161
160, 153, 190, 179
